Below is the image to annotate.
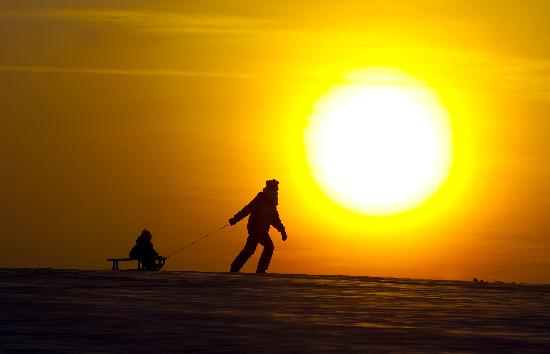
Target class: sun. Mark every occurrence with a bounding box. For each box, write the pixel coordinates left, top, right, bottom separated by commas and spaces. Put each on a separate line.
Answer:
305, 68, 453, 216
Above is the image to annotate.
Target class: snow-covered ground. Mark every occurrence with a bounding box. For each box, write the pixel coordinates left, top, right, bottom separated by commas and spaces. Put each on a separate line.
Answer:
1, 269, 549, 353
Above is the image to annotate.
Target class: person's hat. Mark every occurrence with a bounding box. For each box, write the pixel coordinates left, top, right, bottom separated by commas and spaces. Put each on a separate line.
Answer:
265, 179, 279, 189
140, 229, 152, 241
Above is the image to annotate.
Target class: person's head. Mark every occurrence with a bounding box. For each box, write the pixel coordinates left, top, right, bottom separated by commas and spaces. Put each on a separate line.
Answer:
263, 179, 279, 205
137, 229, 152, 243
264, 179, 279, 191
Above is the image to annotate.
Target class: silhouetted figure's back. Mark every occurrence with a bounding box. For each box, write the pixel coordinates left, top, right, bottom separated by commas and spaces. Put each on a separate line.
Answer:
229, 179, 288, 273
129, 229, 165, 270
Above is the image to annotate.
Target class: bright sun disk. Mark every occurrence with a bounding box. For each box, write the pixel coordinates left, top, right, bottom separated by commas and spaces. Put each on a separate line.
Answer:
305, 68, 453, 216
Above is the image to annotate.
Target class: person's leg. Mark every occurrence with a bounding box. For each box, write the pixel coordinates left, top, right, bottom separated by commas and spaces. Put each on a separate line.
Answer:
141, 257, 157, 270
230, 236, 258, 272
154, 256, 166, 271
256, 234, 274, 273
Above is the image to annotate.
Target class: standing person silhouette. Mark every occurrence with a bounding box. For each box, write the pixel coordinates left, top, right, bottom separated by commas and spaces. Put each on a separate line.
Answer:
229, 179, 287, 273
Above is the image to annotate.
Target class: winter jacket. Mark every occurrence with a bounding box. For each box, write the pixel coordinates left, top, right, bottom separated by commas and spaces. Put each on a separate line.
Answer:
129, 241, 159, 261
232, 191, 286, 235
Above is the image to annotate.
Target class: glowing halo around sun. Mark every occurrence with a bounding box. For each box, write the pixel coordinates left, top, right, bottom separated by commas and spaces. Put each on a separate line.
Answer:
305, 68, 453, 216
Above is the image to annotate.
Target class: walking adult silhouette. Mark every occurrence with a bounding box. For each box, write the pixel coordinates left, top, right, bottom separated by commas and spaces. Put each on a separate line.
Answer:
229, 179, 287, 273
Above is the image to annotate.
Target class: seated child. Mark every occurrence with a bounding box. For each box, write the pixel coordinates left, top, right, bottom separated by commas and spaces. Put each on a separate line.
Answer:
129, 229, 165, 270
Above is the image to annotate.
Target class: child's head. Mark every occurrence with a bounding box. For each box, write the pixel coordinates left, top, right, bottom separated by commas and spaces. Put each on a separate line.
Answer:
138, 229, 152, 242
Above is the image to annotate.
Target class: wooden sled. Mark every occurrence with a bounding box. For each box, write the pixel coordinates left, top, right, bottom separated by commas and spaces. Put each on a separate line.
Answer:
107, 257, 165, 271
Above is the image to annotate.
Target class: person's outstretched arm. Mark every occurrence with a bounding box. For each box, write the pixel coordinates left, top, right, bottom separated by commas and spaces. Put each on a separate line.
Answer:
229, 193, 260, 225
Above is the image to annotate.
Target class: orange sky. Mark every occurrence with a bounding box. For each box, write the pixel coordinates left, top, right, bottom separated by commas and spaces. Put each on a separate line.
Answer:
1, 1, 549, 283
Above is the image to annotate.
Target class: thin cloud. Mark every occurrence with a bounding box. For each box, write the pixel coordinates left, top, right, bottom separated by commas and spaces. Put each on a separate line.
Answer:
0, 8, 279, 35
1, 58, 550, 92
0, 65, 259, 79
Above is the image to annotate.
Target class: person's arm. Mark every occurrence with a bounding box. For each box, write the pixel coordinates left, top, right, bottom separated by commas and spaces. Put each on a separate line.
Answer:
229, 193, 261, 225
151, 246, 159, 258
271, 209, 287, 241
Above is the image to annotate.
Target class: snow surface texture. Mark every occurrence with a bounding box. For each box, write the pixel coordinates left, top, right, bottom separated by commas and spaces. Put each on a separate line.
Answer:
1, 269, 549, 353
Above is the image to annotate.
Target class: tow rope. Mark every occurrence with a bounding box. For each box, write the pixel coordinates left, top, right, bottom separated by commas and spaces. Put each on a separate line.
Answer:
162, 224, 229, 270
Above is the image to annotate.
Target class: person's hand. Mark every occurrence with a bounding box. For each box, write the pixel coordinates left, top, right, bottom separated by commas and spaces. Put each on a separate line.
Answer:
282, 232, 287, 241
229, 217, 236, 226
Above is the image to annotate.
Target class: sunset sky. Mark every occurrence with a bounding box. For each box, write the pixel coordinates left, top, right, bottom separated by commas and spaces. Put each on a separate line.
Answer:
1, 1, 549, 283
